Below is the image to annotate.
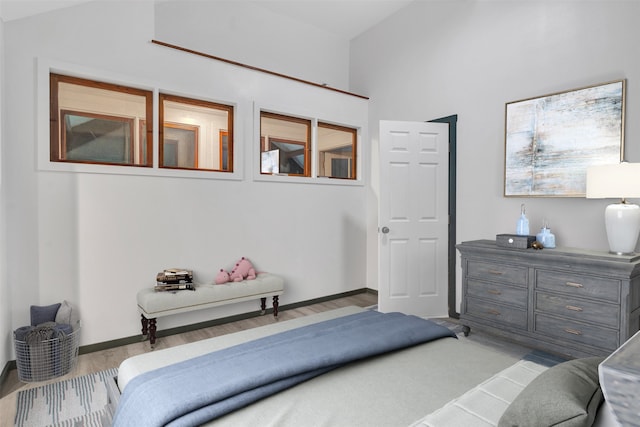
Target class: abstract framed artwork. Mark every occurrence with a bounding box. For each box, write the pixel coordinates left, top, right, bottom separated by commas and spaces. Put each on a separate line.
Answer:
504, 80, 625, 197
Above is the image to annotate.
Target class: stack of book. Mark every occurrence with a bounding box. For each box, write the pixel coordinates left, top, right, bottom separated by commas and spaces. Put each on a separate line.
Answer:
155, 268, 195, 291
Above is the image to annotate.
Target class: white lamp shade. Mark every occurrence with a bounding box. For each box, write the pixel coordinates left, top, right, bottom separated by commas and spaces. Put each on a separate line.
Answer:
586, 163, 640, 199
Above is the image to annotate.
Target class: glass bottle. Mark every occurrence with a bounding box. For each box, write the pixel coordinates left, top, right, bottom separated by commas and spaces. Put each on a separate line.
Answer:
536, 221, 556, 248
516, 204, 529, 235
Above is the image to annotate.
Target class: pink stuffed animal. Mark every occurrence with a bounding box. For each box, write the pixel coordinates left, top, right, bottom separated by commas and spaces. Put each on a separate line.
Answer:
214, 269, 230, 285
230, 257, 256, 282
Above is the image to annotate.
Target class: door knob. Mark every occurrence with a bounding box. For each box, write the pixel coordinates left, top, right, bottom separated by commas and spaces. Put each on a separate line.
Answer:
381, 226, 390, 234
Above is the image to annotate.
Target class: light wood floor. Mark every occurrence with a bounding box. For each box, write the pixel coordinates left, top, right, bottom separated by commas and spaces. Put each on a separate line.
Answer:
0, 292, 378, 426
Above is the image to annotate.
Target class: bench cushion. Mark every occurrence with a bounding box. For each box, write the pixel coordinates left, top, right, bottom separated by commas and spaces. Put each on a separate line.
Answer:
137, 273, 283, 318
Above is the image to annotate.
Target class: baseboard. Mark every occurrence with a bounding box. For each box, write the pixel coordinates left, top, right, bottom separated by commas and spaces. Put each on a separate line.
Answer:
0, 360, 17, 390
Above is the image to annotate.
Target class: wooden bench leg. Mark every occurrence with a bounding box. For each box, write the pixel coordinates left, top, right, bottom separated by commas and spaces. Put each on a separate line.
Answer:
149, 318, 157, 347
141, 315, 148, 340
260, 297, 267, 315
273, 295, 279, 317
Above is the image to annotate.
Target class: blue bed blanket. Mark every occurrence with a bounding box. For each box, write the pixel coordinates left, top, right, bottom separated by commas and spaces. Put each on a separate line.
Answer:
113, 310, 456, 427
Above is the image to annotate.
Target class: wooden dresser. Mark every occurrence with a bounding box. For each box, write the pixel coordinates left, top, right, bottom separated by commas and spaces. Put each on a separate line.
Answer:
457, 240, 640, 358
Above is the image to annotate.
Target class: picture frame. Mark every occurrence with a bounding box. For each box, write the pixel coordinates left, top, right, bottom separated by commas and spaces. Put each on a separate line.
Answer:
504, 80, 625, 197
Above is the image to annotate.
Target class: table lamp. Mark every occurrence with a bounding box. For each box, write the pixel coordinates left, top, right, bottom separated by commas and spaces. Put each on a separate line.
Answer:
586, 162, 640, 255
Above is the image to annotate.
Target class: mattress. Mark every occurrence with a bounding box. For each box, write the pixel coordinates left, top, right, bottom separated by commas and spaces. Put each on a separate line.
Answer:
116, 306, 523, 426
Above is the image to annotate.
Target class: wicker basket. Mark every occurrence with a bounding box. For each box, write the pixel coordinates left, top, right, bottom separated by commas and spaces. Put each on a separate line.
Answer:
13, 327, 80, 382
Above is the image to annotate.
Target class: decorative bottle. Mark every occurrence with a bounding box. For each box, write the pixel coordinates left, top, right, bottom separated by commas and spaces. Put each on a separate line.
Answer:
536, 226, 556, 248
516, 204, 529, 236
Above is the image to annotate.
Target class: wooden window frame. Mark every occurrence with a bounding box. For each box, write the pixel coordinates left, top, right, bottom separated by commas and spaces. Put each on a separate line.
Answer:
50, 73, 153, 167
61, 109, 136, 165
219, 130, 230, 171
161, 122, 199, 169
159, 93, 234, 172
317, 122, 357, 180
260, 111, 311, 177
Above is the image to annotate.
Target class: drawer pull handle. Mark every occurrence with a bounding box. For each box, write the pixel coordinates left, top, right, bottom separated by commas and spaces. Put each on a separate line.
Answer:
488, 289, 502, 295
565, 305, 583, 312
565, 281, 583, 288
564, 328, 582, 335
487, 309, 501, 316
487, 269, 503, 275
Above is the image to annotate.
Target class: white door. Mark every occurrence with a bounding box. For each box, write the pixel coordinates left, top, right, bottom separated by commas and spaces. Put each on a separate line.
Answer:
378, 120, 449, 317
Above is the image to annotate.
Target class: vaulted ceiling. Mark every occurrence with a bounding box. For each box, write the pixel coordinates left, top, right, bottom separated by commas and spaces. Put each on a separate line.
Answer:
0, 0, 412, 40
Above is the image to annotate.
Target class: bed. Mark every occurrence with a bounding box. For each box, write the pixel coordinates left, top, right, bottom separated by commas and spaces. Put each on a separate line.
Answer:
108, 306, 620, 427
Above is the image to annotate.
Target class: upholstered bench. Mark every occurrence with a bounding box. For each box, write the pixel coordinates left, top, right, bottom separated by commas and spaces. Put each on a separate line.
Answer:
137, 273, 284, 346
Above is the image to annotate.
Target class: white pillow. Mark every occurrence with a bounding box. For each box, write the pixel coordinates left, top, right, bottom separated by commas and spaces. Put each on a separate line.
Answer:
55, 300, 80, 329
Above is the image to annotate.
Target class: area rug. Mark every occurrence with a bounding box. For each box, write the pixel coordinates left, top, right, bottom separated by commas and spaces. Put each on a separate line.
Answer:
14, 368, 117, 427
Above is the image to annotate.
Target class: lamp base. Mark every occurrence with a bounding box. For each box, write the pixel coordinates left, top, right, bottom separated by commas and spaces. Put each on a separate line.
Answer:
605, 202, 640, 255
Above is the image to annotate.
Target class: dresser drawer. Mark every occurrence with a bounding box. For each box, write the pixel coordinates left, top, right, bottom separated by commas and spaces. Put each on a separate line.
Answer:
535, 313, 619, 352
467, 279, 528, 308
465, 297, 527, 330
467, 260, 528, 286
535, 270, 620, 303
535, 292, 619, 328
458, 240, 640, 358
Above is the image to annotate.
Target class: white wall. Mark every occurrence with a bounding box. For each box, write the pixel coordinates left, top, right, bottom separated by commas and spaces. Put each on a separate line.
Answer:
1, 0, 368, 365
154, 0, 351, 90
352, 0, 640, 312
0, 17, 10, 371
